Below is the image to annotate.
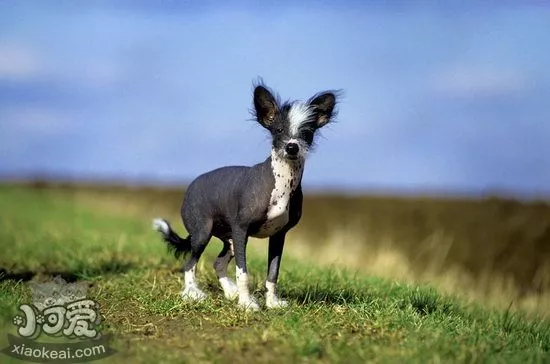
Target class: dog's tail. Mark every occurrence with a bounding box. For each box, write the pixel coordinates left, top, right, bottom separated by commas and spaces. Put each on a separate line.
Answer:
152, 218, 192, 259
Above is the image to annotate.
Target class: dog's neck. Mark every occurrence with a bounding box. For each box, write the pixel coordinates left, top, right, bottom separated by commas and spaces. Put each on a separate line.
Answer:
268, 149, 304, 192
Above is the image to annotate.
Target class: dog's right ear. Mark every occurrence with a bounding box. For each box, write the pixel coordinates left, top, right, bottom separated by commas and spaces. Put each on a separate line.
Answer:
254, 85, 278, 128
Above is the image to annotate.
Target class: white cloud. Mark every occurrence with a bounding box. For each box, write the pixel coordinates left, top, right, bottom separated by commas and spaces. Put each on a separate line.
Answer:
0, 41, 121, 89
0, 43, 42, 81
432, 65, 529, 98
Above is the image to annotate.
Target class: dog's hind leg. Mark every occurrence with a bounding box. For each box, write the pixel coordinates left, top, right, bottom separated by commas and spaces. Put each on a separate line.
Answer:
180, 221, 212, 302
213, 239, 239, 300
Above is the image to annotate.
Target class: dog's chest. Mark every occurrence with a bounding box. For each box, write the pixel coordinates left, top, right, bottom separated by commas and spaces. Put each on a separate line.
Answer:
252, 156, 303, 238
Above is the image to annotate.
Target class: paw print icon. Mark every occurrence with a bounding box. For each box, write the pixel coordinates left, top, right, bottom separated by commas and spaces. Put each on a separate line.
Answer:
12, 315, 25, 327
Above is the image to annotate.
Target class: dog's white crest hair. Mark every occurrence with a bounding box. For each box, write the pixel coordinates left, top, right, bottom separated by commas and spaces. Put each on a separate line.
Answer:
288, 102, 313, 137
152, 218, 170, 234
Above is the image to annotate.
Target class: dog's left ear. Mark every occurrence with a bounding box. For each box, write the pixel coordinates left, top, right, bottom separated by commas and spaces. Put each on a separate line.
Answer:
308, 92, 336, 128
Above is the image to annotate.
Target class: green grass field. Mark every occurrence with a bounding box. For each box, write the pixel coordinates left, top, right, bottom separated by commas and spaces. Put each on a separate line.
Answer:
1, 183, 549, 363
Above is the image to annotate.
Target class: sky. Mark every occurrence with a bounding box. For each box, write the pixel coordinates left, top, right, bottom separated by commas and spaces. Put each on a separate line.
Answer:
1, 1, 549, 197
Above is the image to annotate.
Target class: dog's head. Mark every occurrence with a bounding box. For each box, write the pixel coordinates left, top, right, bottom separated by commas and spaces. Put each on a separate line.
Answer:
253, 82, 338, 162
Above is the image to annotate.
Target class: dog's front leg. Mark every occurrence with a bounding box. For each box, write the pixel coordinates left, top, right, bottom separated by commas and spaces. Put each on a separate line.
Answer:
233, 227, 260, 311
266, 232, 288, 308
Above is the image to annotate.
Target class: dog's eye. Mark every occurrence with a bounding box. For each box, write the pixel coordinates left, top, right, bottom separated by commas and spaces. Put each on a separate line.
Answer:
301, 129, 314, 140
275, 127, 283, 134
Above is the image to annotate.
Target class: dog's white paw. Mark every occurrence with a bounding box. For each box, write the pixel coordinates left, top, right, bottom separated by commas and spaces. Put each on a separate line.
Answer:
180, 286, 207, 301
265, 282, 288, 309
219, 277, 239, 300
266, 296, 288, 309
238, 296, 260, 312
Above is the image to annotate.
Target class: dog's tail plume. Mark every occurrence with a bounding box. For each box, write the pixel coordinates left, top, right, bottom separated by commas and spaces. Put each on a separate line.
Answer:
152, 218, 192, 259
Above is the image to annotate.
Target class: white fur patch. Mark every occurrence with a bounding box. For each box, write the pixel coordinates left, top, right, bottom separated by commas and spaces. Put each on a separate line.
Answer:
229, 239, 234, 256
252, 150, 304, 238
152, 218, 169, 234
184, 265, 197, 287
266, 281, 276, 296
288, 102, 313, 137
266, 281, 288, 309
236, 266, 247, 291
219, 277, 238, 300
181, 265, 207, 301
236, 266, 259, 311
181, 286, 207, 301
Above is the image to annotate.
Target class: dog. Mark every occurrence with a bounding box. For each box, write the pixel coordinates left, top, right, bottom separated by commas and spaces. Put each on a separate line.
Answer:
153, 82, 338, 311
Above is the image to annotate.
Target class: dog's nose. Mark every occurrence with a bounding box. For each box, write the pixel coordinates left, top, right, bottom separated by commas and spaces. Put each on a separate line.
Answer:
285, 143, 299, 156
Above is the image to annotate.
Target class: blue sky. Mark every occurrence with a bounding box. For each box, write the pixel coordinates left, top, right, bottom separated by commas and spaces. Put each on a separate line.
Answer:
1, 1, 549, 196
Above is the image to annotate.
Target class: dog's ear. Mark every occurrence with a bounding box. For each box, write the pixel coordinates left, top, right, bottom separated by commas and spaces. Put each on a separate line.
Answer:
254, 85, 278, 128
308, 92, 336, 128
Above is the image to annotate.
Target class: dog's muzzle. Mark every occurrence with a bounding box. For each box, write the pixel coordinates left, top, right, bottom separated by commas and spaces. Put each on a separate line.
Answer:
285, 143, 299, 159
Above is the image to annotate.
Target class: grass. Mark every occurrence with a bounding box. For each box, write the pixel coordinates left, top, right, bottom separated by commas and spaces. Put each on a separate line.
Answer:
1, 183, 550, 363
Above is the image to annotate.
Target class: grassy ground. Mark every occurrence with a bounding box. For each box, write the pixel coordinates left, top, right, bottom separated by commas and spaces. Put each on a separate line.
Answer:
1, 184, 550, 363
